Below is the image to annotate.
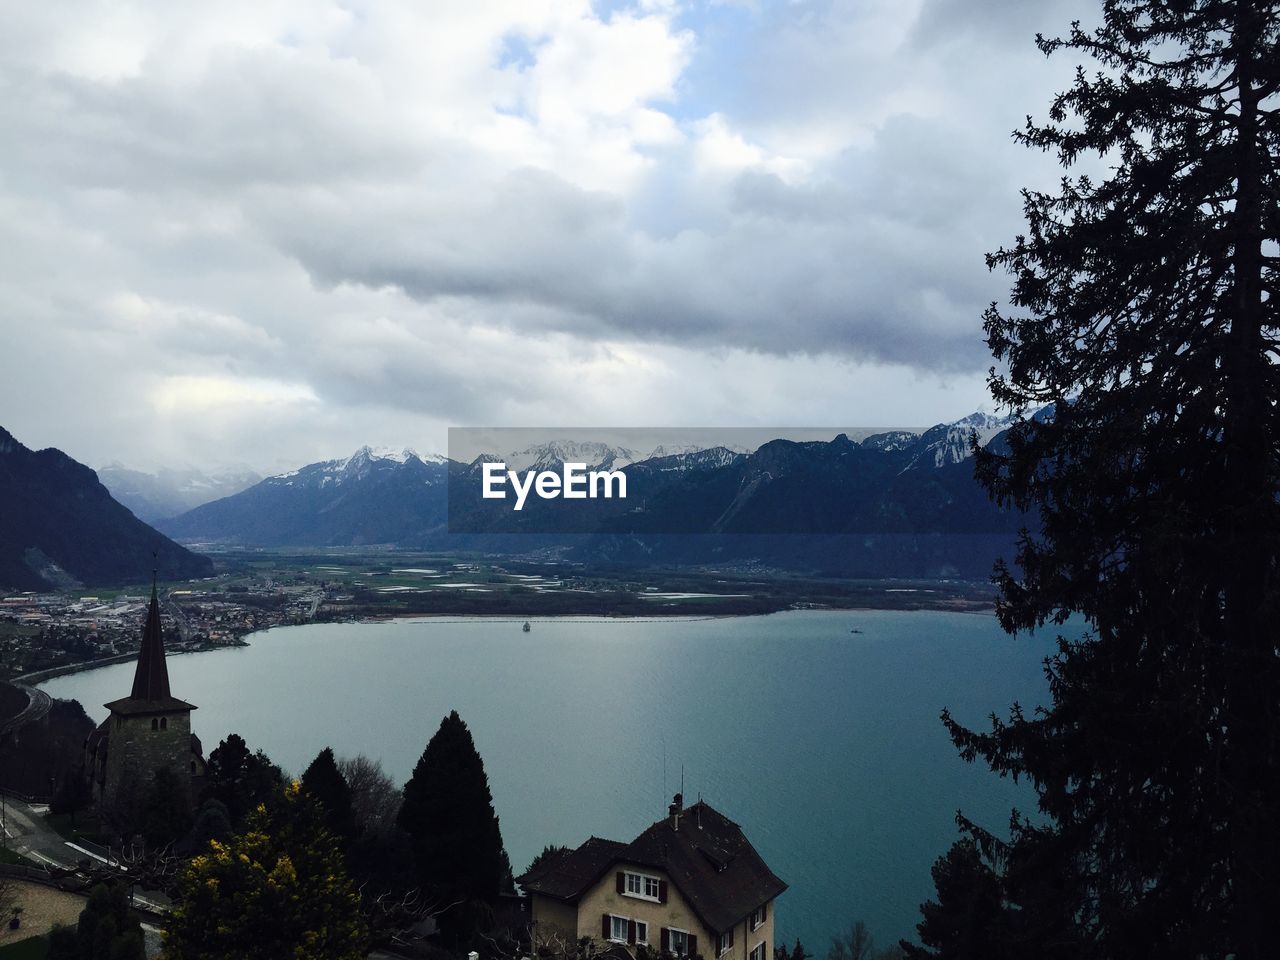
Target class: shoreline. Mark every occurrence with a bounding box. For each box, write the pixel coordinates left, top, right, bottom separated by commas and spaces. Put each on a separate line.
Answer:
30, 604, 1001, 690
17, 642, 246, 688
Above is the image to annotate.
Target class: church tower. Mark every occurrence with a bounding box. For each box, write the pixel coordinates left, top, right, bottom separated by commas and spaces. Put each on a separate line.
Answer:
96, 581, 198, 820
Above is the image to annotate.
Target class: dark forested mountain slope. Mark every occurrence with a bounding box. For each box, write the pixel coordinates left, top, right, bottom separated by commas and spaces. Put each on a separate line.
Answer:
0, 426, 213, 590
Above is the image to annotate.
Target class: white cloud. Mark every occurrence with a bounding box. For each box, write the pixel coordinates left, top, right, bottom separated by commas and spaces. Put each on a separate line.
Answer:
0, 0, 1099, 472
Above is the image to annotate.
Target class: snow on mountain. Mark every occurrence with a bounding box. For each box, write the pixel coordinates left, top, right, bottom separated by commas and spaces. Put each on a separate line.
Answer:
268, 445, 448, 487
500, 440, 640, 472
97, 463, 264, 521
484, 439, 755, 473
642, 445, 748, 472
861, 430, 920, 453
643, 442, 753, 461
904, 411, 1018, 470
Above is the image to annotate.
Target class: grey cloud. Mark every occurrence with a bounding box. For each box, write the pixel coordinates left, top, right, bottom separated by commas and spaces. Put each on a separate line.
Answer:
0, 0, 1099, 471
255, 138, 1003, 369
908, 0, 1096, 49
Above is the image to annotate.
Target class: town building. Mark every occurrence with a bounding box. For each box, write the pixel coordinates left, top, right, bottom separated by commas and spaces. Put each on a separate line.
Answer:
518, 795, 786, 960
84, 581, 204, 824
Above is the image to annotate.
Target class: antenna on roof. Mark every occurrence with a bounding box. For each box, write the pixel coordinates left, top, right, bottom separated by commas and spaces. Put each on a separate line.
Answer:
151, 551, 158, 598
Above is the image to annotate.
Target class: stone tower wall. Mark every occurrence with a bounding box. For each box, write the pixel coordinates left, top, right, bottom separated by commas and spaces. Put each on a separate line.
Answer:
102, 709, 193, 820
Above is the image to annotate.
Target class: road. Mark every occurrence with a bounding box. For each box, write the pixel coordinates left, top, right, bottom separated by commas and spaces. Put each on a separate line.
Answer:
0, 795, 169, 914
2, 796, 111, 874
163, 592, 192, 644
0, 684, 51, 738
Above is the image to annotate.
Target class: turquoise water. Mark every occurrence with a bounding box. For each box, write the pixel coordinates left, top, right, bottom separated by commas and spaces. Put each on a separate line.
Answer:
40, 610, 1053, 951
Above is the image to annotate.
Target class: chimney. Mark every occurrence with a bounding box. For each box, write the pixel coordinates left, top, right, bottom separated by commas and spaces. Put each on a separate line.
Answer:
669, 793, 683, 831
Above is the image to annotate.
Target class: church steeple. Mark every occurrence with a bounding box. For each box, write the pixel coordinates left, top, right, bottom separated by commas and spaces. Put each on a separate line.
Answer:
97, 570, 200, 825
130, 577, 172, 701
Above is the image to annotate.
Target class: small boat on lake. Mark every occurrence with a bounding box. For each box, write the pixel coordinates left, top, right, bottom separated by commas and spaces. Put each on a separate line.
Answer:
523, 621, 531, 633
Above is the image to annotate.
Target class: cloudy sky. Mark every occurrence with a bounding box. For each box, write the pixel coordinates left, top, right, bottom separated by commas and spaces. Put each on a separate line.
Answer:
0, 0, 1096, 473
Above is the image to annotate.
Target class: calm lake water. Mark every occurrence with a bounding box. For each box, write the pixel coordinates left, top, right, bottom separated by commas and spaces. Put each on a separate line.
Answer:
41, 610, 1053, 950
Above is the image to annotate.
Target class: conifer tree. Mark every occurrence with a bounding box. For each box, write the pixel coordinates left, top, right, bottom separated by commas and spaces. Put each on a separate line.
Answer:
397, 711, 512, 925
936, 3, 1280, 958
202, 733, 283, 828
301, 746, 358, 845
900, 840, 1008, 960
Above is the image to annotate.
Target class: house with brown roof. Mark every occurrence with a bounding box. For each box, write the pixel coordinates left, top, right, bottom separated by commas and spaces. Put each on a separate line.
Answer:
517, 795, 786, 960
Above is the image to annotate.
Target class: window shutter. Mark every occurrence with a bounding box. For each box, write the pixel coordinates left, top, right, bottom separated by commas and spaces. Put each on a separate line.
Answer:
629, 920, 637, 945
688, 934, 699, 957
603, 914, 612, 939
658, 879, 669, 903
661, 928, 671, 952
617, 871, 626, 894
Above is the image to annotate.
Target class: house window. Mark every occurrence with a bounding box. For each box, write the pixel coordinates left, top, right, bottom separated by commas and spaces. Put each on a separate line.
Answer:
625, 871, 662, 901
670, 929, 689, 957
610, 916, 630, 943
717, 930, 735, 956
636, 922, 648, 945
750, 944, 766, 960
750, 906, 767, 931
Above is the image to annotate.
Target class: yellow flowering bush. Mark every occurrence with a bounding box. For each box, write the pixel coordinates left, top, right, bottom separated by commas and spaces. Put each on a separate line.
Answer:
163, 781, 368, 960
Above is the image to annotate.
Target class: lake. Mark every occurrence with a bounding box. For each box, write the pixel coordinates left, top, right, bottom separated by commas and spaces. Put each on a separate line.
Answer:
40, 610, 1054, 951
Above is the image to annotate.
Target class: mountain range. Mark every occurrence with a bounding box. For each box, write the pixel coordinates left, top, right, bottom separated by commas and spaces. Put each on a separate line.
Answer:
0, 427, 213, 591
96, 463, 263, 522
157, 412, 1025, 577
160, 446, 451, 547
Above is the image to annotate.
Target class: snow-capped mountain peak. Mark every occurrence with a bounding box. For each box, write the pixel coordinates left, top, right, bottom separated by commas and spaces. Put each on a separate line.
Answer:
501, 440, 640, 472
644, 442, 752, 461
904, 411, 1018, 470
268, 445, 448, 487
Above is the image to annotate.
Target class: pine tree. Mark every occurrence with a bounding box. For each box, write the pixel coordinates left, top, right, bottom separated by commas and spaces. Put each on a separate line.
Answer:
164, 781, 368, 960
900, 840, 1008, 960
202, 733, 283, 828
397, 711, 512, 927
941, 2, 1280, 958
301, 746, 358, 845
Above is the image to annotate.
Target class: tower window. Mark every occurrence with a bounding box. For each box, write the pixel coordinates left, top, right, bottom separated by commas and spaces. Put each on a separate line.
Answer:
151, 718, 158, 731
160, 717, 168, 731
